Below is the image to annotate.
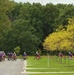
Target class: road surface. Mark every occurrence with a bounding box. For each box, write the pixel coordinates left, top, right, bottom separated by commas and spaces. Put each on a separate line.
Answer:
0, 59, 26, 75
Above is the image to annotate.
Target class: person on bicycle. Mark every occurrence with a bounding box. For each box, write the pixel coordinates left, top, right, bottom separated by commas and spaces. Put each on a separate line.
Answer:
23, 52, 27, 60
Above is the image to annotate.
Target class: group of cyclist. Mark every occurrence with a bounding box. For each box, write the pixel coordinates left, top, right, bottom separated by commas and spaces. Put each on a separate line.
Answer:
21, 51, 41, 60
0, 51, 17, 61
0, 50, 73, 62
7, 52, 17, 61
0, 51, 28, 61
58, 51, 73, 59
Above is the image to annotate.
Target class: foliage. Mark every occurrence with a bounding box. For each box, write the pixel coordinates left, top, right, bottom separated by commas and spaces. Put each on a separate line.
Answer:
43, 17, 74, 53
0, 0, 74, 55
14, 46, 21, 55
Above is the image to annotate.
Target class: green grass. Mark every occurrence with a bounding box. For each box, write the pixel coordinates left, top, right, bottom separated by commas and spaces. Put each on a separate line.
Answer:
26, 56, 74, 75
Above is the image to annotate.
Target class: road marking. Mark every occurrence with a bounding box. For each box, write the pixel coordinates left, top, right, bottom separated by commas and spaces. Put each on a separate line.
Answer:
21, 60, 74, 74
26, 65, 33, 66
26, 68, 60, 69
21, 60, 27, 73
21, 72, 74, 74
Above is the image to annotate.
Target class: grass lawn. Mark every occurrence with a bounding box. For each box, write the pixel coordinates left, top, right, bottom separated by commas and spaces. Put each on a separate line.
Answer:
26, 56, 74, 75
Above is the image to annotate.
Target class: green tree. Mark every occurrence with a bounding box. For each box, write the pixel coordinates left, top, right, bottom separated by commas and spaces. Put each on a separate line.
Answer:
0, 0, 11, 51
42, 3, 59, 37
10, 19, 40, 54
56, 4, 74, 26
14, 46, 21, 55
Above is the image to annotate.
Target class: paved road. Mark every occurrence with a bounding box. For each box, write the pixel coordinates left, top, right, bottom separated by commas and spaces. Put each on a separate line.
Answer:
0, 59, 25, 75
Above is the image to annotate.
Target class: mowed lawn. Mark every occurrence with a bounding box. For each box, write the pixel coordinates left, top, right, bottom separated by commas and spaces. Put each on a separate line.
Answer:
26, 56, 74, 75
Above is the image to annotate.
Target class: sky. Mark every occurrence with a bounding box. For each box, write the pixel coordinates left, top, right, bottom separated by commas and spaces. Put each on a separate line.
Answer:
14, 0, 74, 5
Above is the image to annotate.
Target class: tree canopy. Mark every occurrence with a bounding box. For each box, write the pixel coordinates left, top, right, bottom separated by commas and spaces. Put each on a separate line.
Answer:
43, 17, 74, 53
0, 0, 74, 55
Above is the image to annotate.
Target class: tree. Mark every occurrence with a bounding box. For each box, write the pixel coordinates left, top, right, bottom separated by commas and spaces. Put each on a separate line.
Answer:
0, 0, 11, 51
0, 1, 74, 55
8, 19, 41, 54
43, 17, 74, 53
42, 3, 59, 37
14, 46, 21, 55
7, 1, 23, 22
56, 4, 74, 26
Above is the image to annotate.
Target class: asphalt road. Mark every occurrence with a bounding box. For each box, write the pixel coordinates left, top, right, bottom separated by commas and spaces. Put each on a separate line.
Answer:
0, 59, 26, 75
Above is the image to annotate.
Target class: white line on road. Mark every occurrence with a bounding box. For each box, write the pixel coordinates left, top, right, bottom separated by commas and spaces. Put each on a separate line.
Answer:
21, 60, 74, 74
22, 72, 74, 74
26, 68, 60, 69
21, 60, 27, 73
